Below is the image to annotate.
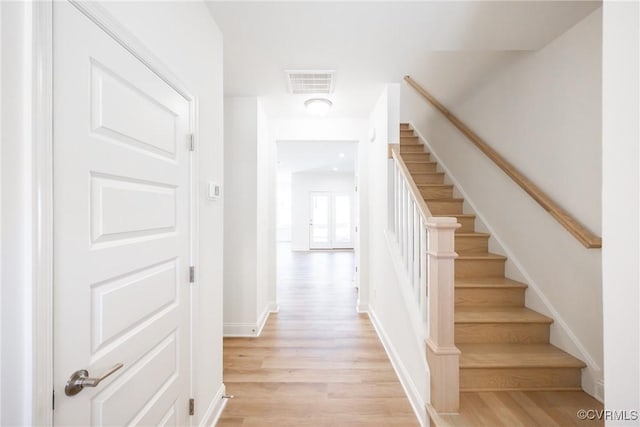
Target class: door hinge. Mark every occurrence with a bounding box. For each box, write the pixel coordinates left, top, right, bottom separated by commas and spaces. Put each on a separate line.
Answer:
189, 266, 195, 283
189, 134, 195, 151
189, 398, 195, 416
52, 389, 55, 411
355, 225, 358, 232
355, 185, 358, 192
355, 266, 358, 273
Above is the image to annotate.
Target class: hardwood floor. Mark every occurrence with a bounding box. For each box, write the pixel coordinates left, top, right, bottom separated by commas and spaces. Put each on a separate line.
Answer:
218, 245, 419, 426
432, 391, 604, 427
219, 243, 603, 426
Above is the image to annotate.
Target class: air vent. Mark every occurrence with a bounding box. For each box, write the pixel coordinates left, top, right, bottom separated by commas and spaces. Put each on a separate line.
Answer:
286, 70, 335, 94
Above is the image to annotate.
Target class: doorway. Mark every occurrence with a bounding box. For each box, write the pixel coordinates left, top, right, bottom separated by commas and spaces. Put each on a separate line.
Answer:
309, 192, 354, 249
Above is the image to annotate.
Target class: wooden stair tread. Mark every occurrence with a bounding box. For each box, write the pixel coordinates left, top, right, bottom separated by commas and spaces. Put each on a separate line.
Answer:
405, 160, 436, 165
417, 184, 451, 188
458, 344, 586, 368
425, 197, 464, 202
455, 307, 552, 324
455, 277, 527, 289
435, 213, 475, 218
455, 232, 489, 238
456, 253, 507, 261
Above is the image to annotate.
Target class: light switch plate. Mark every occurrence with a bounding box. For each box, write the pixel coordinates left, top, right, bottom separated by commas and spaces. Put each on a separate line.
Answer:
207, 181, 221, 200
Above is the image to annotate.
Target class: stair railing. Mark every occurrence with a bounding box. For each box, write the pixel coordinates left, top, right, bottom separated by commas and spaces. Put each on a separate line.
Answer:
389, 144, 461, 413
404, 75, 601, 249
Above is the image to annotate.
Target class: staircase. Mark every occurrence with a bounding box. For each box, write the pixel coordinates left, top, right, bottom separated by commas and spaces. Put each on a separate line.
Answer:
399, 123, 586, 393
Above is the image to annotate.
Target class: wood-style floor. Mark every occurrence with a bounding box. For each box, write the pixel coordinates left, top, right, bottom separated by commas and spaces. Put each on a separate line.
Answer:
218, 245, 419, 426
218, 244, 604, 426
432, 390, 604, 427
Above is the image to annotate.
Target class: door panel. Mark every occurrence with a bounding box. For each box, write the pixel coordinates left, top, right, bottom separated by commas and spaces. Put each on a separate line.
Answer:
309, 192, 331, 249
332, 193, 352, 248
53, 3, 191, 425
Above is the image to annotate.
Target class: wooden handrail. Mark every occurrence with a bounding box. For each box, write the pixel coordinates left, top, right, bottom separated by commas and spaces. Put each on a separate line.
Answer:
390, 144, 433, 222
404, 75, 602, 249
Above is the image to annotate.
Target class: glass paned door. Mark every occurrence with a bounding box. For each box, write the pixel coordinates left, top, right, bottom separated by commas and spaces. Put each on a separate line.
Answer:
309, 192, 353, 249
333, 194, 352, 248
310, 193, 331, 249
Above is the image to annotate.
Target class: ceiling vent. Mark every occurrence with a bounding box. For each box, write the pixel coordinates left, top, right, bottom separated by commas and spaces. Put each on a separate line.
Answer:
286, 70, 335, 94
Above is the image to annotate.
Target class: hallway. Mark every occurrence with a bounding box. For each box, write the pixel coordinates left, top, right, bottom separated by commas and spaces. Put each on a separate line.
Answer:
218, 246, 419, 426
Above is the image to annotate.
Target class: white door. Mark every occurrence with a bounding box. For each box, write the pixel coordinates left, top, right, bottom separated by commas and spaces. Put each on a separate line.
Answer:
309, 192, 353, 249
53, 3, 192, 425
309, 192, 331, 249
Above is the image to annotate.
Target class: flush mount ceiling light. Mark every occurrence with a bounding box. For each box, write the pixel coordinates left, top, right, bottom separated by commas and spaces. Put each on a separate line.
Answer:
304, 98, 332, 116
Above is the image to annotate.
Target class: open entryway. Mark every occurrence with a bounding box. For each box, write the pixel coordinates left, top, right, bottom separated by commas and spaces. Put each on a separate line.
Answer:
219, 223, 418, 426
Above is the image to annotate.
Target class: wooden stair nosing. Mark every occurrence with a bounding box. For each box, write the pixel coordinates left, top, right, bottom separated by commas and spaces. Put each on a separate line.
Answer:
455, 277, 528, 289
456, 253, 507, 261
458, 344, 586, 369
455, 307, 553, 324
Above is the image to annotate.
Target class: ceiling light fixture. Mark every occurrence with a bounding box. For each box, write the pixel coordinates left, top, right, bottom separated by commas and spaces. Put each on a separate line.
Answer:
304, 98, 332, 116
339, 153, 345, 158
332, 167, 338, 172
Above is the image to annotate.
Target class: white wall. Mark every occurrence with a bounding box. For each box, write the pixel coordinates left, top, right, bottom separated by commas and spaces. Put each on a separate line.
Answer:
224, 97, 258, 327
256, 99, 277, 323
276, 172, 292, 242
1, 2, 34, 423
1, 2, 226, 424
401, 8, 604, 398
270, 118, 367, 142
291, 172, 355, 251
223, 97, 276, 336
602, 1, 640, 424
365, 84, 429, 426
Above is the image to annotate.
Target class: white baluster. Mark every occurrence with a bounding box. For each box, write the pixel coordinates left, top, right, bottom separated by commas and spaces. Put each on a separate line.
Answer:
413, 204, 420, 301
419, 217, 427, 332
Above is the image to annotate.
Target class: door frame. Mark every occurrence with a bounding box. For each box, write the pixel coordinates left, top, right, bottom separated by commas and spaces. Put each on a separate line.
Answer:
31, 2, 199, 425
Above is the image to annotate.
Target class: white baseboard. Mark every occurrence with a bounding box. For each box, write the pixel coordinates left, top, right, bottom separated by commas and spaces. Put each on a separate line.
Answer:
199, 383, 227, 427
223, 303, 279, 337
357, 301, 369, 313
368, 309, 428, 427
409, 120, 604, 401
223, 322, 259, 337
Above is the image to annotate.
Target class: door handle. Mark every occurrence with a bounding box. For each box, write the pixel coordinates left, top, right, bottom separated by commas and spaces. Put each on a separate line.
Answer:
65, 363, 124, 396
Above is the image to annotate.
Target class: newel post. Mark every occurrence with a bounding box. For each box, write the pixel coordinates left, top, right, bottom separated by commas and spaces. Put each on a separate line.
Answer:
425, 217, 460, 413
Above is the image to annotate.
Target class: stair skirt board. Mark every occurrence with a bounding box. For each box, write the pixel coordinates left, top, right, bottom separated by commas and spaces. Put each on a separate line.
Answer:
397, 123, 599, 401
368, 309, 428, 427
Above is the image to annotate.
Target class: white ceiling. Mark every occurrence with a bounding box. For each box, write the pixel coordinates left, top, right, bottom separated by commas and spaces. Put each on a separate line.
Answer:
277, 140, 357, 174
206, 1, 600, 118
